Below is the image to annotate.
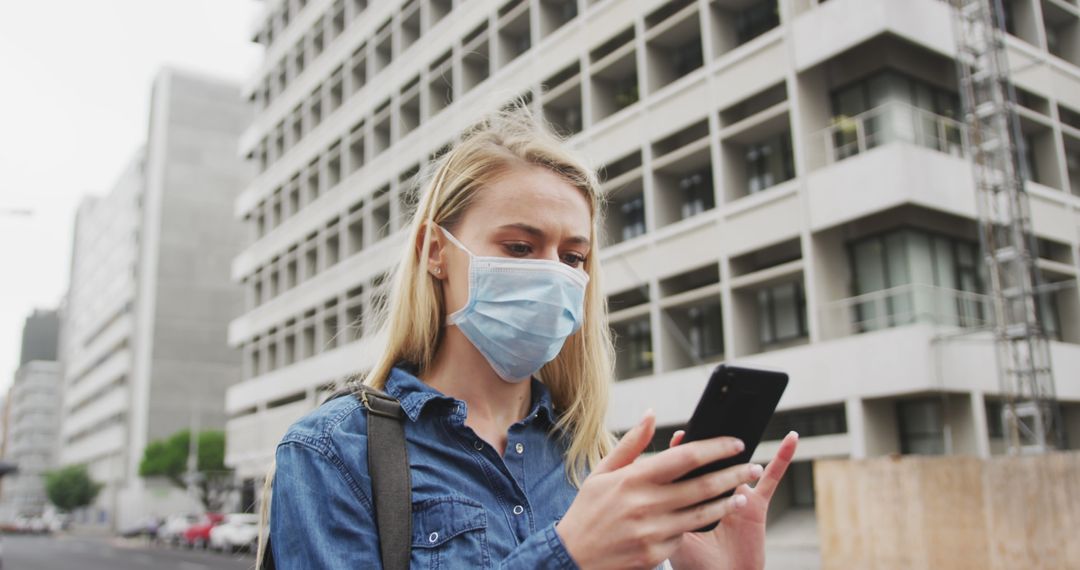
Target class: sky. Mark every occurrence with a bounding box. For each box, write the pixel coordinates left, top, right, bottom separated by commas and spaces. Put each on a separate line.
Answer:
0, 0, 262, 392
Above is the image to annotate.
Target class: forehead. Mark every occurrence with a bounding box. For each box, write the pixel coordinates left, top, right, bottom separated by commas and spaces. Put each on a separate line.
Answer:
464, 164, 592, 234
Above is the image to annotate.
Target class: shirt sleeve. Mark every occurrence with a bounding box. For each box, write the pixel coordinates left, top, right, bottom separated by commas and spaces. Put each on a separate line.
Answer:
496, 521, 580, 570
270, 440, 382, 569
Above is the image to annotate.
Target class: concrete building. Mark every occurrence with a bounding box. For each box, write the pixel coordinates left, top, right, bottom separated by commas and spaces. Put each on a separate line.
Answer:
0, 309, 62, 520
225, 0, 1080, 557
59, 67, 252, 530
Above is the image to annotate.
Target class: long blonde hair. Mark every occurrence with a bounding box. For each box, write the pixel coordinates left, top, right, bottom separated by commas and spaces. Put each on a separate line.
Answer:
256, 99, 615, 567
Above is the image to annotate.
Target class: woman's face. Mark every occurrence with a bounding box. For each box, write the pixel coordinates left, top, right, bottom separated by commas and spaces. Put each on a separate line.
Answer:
435, 163, 593, 317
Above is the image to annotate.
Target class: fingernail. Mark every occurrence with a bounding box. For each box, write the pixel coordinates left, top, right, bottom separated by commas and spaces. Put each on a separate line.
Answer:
734, 438, 745, 451
639, 408, 654, 426
733, 494, 747, 508
750, 464, 764, 477
789, 431, 799, 439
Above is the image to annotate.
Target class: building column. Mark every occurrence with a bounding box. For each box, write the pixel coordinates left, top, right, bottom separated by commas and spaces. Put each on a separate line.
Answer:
846, 397, 867, 459
969, 390, 991, 458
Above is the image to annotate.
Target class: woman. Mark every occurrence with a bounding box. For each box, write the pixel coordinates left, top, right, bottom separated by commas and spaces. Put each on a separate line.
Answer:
259, 101, 799, 569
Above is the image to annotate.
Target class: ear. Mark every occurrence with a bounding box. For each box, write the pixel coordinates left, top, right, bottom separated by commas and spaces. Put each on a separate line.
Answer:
416, 221, 447, 280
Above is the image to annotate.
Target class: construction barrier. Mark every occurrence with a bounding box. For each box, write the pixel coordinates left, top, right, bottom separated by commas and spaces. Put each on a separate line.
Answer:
814, 452, 1080, 569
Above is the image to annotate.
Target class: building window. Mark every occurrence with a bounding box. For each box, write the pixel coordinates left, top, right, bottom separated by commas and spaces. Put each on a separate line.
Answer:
830, 70, 962, 161
897, 398, 945, 455
734, 0, 780, 45
620, 195, 646, 242
985, 399, 1005, 439
756, 280, 808, 346
678, 168, 714, 219
849, 229, 985, 332
745, 131, 794, 194
786, 461, 815, 508
762, 404, 847, 441
613, 316, 653, 380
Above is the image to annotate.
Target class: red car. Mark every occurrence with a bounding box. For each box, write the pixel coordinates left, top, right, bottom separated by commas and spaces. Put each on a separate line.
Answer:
183, 513, 224, 549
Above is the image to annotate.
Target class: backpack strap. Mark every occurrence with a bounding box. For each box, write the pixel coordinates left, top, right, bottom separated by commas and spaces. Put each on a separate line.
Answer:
353, 382, 411, 570
262, 381, 410, 570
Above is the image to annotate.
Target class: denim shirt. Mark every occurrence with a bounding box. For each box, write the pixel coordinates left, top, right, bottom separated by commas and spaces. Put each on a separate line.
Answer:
269, 364, 581, 569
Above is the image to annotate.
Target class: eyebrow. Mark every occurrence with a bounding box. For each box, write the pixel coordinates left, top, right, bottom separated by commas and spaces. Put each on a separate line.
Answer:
497, 223, 590, 246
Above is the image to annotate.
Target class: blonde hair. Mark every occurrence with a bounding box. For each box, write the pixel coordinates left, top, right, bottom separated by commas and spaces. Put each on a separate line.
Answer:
256, 99, 615, 567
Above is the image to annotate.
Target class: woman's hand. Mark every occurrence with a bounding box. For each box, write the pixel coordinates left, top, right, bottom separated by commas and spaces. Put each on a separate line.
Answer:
554, 410, 764, 570
667, 430, 800, 570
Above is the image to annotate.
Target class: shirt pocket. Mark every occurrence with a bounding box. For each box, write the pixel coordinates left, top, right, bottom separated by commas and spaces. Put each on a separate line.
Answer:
411, 495, 490, 570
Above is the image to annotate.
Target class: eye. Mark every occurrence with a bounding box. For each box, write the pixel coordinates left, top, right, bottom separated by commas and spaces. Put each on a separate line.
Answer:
503, 242, 533, 257
561, 252, 587, 268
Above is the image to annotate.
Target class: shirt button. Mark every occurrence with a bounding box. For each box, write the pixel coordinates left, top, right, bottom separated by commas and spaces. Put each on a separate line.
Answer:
429, 532, 439, 543
473, 440, 483, 451
515, 443, 524, 454
512, 505, 524, 515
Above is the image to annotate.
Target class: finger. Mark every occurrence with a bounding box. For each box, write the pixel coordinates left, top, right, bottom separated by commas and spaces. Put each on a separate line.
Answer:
635, 436, 744, 483
594, 409, 656, 474
658, 462, 763, 511
669, 430, 685, 448
753, 431, 799, 501
667, 491, 748, 535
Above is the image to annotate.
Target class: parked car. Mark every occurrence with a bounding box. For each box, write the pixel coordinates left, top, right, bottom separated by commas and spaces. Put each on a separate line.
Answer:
182, 513, 224, 549
120, 516, 161, 539
158, 514, 200, 546
209, 513, 260, 552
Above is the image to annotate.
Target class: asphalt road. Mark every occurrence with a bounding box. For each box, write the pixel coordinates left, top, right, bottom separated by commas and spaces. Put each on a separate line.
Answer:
2, 534, 254, 570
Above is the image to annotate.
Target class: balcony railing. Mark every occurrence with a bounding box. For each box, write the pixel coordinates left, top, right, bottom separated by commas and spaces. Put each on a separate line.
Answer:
820, 283, 992, 340
809, 101, 965, 168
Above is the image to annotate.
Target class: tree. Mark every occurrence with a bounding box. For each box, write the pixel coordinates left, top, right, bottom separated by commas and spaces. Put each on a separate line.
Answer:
139, 429, 233, 511
44, 465, 102, 512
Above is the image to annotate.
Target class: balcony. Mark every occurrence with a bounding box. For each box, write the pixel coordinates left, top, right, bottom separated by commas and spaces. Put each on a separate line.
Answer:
820, 282, 993, 342
810, 101, 964, 167
805, 102, 974, 231
791, 0, 955, 72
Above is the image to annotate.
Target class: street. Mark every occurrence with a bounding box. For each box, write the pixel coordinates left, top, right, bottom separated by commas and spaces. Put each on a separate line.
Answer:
2, 534, 253, 570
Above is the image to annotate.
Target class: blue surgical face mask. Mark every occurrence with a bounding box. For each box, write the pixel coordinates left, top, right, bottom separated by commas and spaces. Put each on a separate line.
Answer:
437, 225, 589, 383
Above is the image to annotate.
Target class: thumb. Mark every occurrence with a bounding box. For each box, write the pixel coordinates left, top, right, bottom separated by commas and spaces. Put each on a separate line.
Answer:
594, 408, 655, 474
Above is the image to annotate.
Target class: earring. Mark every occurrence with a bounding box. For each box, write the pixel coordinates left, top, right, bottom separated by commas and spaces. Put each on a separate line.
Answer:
433, 267, 441, 275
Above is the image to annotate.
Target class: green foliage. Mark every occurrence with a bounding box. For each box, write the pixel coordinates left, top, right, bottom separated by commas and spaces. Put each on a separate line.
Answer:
44, 465, 102, 512
138, 429, 232, 511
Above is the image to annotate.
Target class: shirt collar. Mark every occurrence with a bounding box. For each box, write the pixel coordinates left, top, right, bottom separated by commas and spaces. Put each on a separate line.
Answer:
384, 362, 557, 426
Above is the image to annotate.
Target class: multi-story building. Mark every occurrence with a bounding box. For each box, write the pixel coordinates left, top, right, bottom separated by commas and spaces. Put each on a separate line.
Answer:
0, 309, 62, 520
59, 67, 252, 530
226, 0, 1080, 555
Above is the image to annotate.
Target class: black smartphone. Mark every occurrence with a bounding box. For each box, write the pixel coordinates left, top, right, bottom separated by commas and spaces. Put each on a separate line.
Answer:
676, 364, 788, 532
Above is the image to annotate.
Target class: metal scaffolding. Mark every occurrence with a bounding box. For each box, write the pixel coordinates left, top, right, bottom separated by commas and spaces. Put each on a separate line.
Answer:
950, 0, 1064, 453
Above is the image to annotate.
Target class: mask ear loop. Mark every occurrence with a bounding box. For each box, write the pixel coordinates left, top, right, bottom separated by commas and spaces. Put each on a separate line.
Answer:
436, 225, 476, 257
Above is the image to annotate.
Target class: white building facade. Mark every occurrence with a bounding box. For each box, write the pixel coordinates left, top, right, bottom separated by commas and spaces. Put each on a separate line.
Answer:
59, 68, 252, 530
0, 309, 63, 520
226, 0, 1080, 539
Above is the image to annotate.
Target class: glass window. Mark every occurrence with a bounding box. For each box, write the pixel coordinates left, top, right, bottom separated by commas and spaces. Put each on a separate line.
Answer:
757, 280, 807, 346
679, 168, 714, 219
620, 196, 646, 241
734, 0, 780, 45
850, 229, 985, 331
897, 398, 945, 455
614, 316, 653, 380
745, 131, 795, 194
763, 405, 847, 440
787, 461, 815, 508
686, 302, 724, 360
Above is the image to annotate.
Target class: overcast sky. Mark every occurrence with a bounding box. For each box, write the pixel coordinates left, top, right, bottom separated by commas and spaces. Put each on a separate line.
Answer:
0, 0, 262, 392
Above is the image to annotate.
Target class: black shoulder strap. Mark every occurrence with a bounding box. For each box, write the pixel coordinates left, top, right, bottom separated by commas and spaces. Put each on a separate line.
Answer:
262, 382, 410, 570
